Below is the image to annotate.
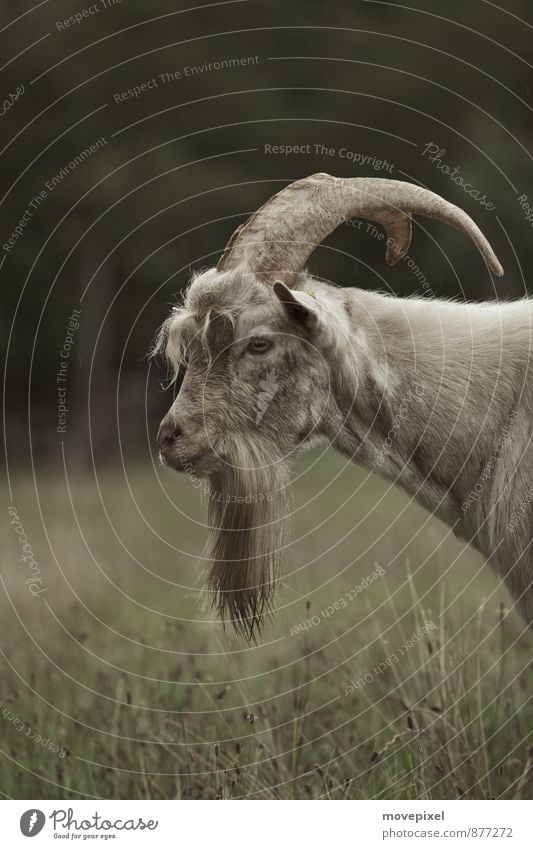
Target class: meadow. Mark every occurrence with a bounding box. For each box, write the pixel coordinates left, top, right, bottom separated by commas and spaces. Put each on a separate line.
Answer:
1, 450, 531, 799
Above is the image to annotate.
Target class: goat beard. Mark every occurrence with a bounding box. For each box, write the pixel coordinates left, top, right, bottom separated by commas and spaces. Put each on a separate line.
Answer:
204, 439, 291, 640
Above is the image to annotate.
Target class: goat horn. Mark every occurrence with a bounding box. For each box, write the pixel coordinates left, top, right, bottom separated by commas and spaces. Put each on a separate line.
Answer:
217, 173, 504, 285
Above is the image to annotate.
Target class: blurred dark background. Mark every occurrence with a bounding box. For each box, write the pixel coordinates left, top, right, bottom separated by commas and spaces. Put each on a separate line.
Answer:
2, 0, 532, 469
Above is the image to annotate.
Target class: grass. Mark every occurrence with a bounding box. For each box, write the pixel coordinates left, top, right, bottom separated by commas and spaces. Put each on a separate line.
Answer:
1, 450, 531, 799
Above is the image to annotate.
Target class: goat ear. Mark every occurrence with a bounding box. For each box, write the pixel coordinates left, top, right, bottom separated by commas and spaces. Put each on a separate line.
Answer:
273, 280, 318, 327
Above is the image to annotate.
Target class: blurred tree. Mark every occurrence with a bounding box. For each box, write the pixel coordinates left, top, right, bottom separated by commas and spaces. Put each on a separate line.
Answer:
2, 0, 532, 465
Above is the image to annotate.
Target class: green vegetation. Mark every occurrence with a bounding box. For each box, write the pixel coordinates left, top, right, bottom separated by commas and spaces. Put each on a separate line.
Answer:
2, 452, 531, 799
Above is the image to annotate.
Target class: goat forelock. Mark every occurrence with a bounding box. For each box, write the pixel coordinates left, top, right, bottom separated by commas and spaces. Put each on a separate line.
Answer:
154, 268, 273, 382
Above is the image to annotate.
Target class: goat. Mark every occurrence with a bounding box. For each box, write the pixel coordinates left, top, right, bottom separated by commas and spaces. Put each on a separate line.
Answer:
155, 173, 533, 638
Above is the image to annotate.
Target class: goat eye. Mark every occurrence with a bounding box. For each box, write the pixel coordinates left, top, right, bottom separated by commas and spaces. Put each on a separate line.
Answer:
247, 337, 273, 354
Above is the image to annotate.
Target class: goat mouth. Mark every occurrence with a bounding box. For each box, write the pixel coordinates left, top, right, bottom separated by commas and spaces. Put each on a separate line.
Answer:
160, 444, 230, 476
159, 446, 210, 474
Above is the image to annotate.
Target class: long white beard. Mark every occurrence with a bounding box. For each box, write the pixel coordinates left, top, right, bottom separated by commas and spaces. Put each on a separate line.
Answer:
204, 439, 291, 639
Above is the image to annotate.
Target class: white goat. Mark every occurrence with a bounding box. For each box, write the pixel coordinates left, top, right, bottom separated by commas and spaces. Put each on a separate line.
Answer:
156, 173, 533, 638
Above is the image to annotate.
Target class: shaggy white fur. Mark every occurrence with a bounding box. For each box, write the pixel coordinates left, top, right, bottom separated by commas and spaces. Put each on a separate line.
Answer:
157, 266, 533, 634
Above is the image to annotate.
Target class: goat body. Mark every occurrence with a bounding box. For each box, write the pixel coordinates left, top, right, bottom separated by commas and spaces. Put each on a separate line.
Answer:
322, 281, 533, 626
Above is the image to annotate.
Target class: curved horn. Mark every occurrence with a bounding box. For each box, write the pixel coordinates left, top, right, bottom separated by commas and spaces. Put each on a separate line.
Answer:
217, 173, 503, 285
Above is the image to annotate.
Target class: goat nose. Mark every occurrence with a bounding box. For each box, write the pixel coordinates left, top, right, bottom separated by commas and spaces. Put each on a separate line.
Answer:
157, 418, 181, 447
